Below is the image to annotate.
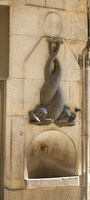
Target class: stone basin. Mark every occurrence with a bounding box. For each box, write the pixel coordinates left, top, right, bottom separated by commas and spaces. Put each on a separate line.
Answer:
26, 130, 77, 178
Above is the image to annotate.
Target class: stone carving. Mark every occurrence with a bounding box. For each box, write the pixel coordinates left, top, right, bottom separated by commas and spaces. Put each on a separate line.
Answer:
29, 38, 76, 127
45, 13, 62, 37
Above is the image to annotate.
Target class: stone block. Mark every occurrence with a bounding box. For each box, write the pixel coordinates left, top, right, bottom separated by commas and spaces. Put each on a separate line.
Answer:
0, 0, 9, 1
13, 0, 25, 4
58, 41, 80, 81
78, 136, 82, 175
10, 190, 22, 200
26, 176, 79, 189
23, 186, 81, 200
5, 178, 26, 189
6, 79, 12, 116
10, 35, 39, 78
62, 12, 87, 41
65, 0, 87, 12
6, 78, 25, 116
78, 82, 82, 109
26, 0, 45, 7
0, 0, 11, 4
11, 116, 24, 179
4, 189, 10, 200
46, 0, 65, 10
5, 116, 11, 179
11, 79, 24, 115
60, 81, 69, 105
24, 79, 43, 114
39, 8, 87, 41
4, 189, 23, 200
10, 5, 38, 36
24, 38, 49, 79
69, 82, 80, 110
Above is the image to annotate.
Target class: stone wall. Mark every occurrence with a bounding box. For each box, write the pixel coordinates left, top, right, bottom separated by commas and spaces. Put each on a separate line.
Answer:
2, 0, 88, 199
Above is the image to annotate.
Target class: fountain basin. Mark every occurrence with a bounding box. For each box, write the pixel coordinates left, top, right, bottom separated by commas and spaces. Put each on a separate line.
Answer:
26, 130, 77, 179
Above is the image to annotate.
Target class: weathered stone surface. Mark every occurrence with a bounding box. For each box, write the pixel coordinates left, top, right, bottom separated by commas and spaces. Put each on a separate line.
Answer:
78, 135, 82, 175
4, 189, 23, 200
24, 79, 43, 114
69, 82, 80, 109
4, 189, 10, 200
11, 116, 24, 179
5, 117, 11, 178
23, 186, 81, 200
26, 0, 45, 7
10, 5, 38, 36
39, 8, 87, 41
5, 178, 26, 189
0, 0, 10, 1
66, 41, 87, 61
12, 0, 25, 4
26, 176, 79, 189
24, 38, 49, 79
46, 0, 87, 12
89, 81, 90, 122
11, 79, 24, 115
65, 0, 87, 12
46, 0, 64, 10
58, 41, 80, 81
6, 79, 12, 116
0, 0, 11, 4
60, 81, 69, 105
6, 78, 24, 116
5, 186, 81, 200
61, 119, 80, 174
10, 35, 39, 78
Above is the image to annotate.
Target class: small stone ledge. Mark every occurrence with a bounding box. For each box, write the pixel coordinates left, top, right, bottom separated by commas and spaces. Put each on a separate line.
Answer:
25, 176, 80, 189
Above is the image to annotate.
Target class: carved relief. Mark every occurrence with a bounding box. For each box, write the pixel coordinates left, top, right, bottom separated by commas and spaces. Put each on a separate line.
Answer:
29, 38, 76, 127
45, 13, 62, 37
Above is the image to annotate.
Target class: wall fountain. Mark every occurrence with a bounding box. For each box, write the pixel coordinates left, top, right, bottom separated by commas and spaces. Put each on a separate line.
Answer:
25, 37, 78, 183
